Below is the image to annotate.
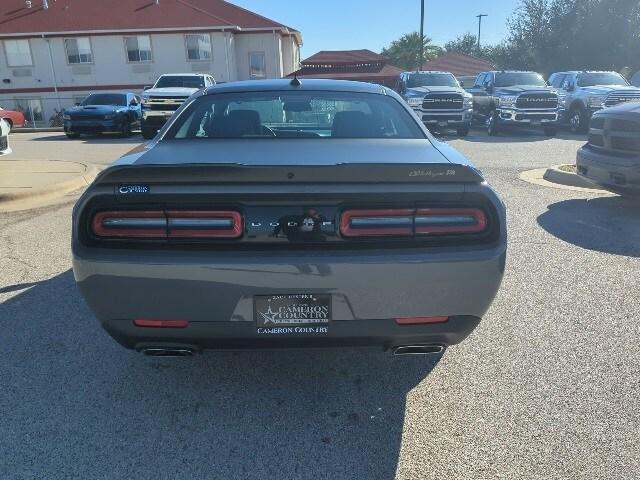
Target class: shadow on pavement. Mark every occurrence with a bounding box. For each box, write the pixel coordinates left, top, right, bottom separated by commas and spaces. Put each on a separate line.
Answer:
0, 270, 439, 479
537, 196, 640, 257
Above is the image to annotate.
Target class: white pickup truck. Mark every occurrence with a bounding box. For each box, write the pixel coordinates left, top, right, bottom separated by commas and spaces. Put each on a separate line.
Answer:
141, 73, 216, 139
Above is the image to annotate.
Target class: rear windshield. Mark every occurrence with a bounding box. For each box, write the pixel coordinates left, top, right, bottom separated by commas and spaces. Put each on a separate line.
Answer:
407, 73, 459, 88
167, 91, 425, 139
494, 73, 546, 87
81, 94, 127, 106
577, 73, 628, 87
155, 76, 205, 89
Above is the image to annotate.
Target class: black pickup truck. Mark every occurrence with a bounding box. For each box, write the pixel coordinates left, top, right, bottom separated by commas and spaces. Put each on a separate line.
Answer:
467, 71, 561, 136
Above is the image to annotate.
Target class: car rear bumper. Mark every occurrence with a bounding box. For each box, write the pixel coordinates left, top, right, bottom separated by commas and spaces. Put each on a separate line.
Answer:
73, 246, 506, 350
576, 145, 640, 194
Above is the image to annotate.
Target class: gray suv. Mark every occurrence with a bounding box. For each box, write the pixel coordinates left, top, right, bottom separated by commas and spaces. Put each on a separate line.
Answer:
396, 71, 473, 136
468, 71, 560, 136
548, 71, 640, 133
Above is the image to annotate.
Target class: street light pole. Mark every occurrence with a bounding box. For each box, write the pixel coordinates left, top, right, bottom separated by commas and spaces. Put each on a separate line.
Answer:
419, 0, 425, 71
476, 14, 488, 51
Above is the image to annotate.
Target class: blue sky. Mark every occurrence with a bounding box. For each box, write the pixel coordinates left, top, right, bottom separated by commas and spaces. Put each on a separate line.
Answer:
232, 0, 520, 58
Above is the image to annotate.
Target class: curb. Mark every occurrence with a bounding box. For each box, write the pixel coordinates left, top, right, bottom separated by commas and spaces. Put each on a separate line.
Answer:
0, 163, 100, 212
543, 165, 604, 190
519, 167, 612, 194
12, 127, 64, 133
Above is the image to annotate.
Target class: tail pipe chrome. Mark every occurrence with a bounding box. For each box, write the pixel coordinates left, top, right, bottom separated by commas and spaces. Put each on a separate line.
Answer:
392, 345, 445, 356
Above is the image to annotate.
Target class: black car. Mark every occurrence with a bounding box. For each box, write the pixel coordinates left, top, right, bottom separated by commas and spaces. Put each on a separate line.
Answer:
467, 71, 561, 136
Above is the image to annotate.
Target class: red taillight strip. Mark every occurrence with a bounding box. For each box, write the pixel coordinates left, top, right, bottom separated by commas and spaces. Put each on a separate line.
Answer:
133, 319, 190, 328
340, 208, 488, 238
92, 210, 243, 239
396, 316, 449, 325
415, 208, 487, 235
92, 211, 167, 238
340, 209, 414, 237
166, 211, 243, 239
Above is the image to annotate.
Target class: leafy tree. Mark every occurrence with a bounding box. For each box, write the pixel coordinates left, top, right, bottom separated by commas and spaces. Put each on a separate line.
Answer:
381, 32, 442, 70
444, 33, 479, 55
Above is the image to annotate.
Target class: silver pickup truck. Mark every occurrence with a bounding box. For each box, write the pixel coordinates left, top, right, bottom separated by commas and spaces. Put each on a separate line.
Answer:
141, 73, 216, 139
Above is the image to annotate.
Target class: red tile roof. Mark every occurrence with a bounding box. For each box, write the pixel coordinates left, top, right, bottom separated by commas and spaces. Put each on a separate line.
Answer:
421, 52, 494, 77
302, 49, 387, 66
0, 0, 300, 39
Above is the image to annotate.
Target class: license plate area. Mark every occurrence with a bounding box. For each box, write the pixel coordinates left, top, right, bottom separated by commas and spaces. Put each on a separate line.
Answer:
254, 294, 331, 327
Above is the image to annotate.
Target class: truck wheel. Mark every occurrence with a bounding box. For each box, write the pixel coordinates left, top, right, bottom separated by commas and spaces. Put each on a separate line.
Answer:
141, 126, 156, 140
120, 118, 132, 138
487, 111, 500, 136
569, 107, 588, 134
543, 126, 557, 137
457, 125, 470, 137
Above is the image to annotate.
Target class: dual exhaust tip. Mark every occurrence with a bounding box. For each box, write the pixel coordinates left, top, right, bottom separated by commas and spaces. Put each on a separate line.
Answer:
140, 344, 445, 357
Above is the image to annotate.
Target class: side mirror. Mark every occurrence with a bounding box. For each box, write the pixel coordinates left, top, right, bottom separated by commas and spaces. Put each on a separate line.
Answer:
566, 83, 575, 92
485, 82, 494, 94
143, 85, 152, 91
74, 102, 80, 106
459, 80, 465, 88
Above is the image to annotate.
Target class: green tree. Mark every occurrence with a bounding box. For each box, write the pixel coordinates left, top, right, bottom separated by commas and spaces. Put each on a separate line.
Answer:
381, 32, 442, 70
444, 33, 479, 55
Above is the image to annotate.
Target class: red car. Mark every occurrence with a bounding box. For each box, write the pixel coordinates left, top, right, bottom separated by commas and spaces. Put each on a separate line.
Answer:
0, 107, 26, 130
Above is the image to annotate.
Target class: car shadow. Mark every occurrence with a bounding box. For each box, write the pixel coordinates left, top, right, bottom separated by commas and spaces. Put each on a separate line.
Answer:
0, 270, 440, 479
537, 196, 640, 257
29, 133, 143, 145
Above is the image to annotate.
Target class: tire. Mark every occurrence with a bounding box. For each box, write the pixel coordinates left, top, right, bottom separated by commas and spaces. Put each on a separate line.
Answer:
141, 125, 157, 140
543, 126, 557, 137
65, 131, 80, 139
120, 117, 132, 137
569, 106, 588, 134
487, 110, 500, 136
457, 125, 470, 137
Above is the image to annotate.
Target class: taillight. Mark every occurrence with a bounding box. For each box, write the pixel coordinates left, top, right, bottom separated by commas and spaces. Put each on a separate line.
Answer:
133, 319, 190, 328
395, 316, 449, 325
92, 210, 243, 239
340, 208, 487, 238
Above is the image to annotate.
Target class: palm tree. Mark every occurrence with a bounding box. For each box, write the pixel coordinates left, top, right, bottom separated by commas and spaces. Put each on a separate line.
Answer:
381, 32, 442, 70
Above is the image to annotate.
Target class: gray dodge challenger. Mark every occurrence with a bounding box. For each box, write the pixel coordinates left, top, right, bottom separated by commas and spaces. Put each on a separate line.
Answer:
72, 79, 507, 357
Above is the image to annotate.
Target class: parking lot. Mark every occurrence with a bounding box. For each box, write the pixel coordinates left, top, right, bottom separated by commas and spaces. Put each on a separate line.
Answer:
1, 129, 639, 479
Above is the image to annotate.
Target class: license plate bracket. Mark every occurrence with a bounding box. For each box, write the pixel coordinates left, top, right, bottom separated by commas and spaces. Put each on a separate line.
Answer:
254, 294, 331, 327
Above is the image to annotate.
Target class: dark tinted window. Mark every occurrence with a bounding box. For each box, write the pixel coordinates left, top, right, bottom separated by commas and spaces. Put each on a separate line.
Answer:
155, 76, 205, 89
406, 73, 459, 88
81, 94, 127, 106
168, 91, 425, 140
577, 73, 629, 87
474, 73, 487, 87
494, 73, 546, 87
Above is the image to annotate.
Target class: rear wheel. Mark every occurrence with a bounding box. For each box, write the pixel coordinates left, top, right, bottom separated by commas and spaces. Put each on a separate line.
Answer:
141, 125, 156, 140
457, 125, 470, 137
543, 126, 557, 137
487, 110, 500, 136
569, 106, 588, 134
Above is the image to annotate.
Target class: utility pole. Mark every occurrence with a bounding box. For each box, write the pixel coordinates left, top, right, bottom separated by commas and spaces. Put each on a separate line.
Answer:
419, 0, 425, 71
476, 14, 488, 51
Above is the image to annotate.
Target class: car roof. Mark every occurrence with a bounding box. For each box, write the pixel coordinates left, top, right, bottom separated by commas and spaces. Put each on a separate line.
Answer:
552, 71, 621, 75
402, 71, 453, 75
204, 79, 389, 95
487, 71, 540, 74
159, 73, 206, 77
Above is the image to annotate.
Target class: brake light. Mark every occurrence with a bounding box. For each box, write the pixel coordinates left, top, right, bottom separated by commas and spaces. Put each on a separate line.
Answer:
133, 319, 190, 328
92, 210, 243, 239
340, 208, 487, 237
395, 316, 449, 325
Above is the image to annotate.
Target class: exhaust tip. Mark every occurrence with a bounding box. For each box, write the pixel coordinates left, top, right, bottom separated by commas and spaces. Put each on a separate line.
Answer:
141, 348, 195, 357
392, 345, 445, 356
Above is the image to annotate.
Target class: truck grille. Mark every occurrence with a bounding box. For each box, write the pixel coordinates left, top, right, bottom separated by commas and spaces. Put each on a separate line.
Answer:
588, 117, 640, 154
422, 94, 463, 110
515, 93, 558, 110
605, 91, 640, 107
147, 96, 189, 112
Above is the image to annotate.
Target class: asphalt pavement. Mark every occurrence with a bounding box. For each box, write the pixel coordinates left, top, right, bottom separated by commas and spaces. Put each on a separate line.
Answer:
0, 129, 638, 479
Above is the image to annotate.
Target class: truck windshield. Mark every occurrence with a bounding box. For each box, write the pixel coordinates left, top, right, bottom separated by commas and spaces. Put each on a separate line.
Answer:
81, 94, 127, 106
167, 91, 425, 139
577, 73, 629, 87
494, 73, 546, 87
155, 76, 205, 89
407, 74, 459, 88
